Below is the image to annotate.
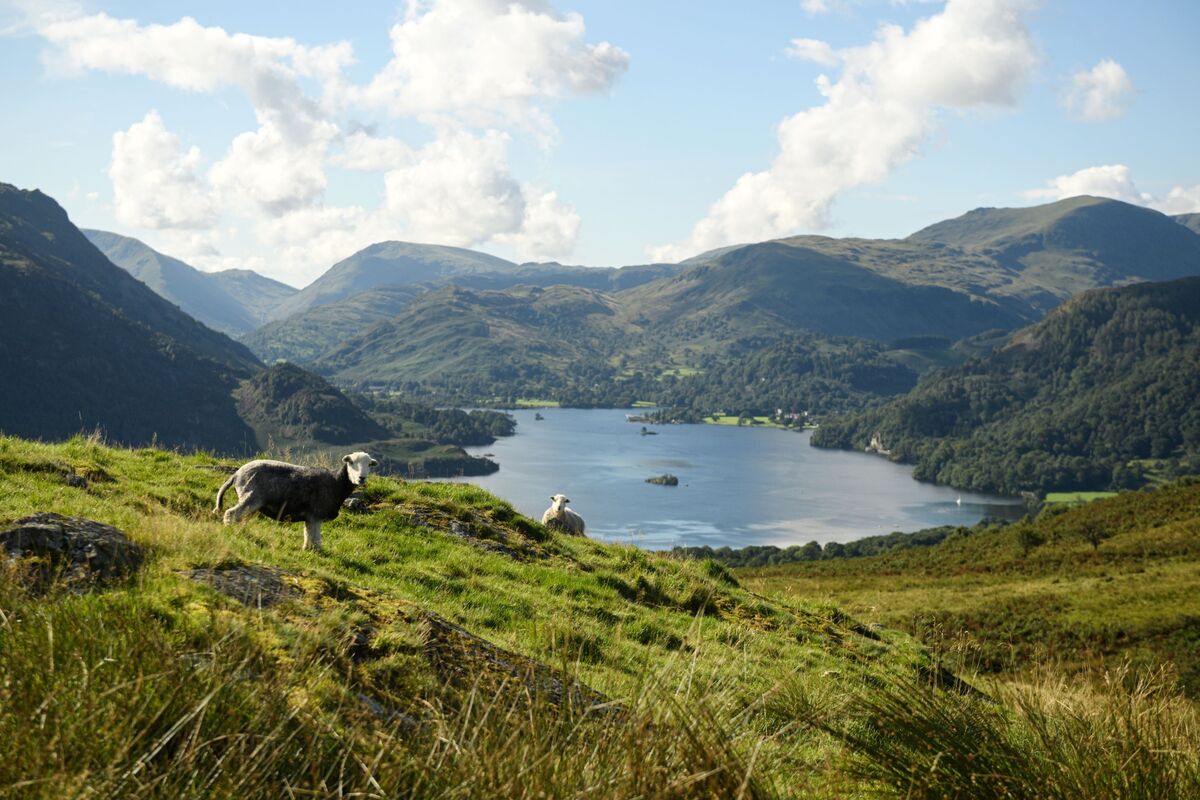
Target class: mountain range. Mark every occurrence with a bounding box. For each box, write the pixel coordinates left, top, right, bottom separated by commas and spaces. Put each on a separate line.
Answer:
235, 196, 1200, 409
80, 195, 1200, 412
0, 182, 509, 474
19, 184, 1200, 440
85, 230, 297, 336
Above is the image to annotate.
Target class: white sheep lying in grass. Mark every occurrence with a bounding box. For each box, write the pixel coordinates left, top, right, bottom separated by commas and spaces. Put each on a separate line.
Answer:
541, 494, 586, 536
215, 452, 377, 552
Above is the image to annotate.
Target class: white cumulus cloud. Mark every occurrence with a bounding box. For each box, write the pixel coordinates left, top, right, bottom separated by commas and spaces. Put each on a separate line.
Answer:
786, 37, 840, 66
651, 0, 1038, 261
1024, 164, 1148, 205
25, 2, 614, 282
349, 0, 628, 138
1064, 59, 1135, 121
209, 120, 338, 216
493, 188, 581, 261
1024, 164, 1200, 215
382, 129, 525, 246
108, 111, 217, 229
1157, 185, 1200, 216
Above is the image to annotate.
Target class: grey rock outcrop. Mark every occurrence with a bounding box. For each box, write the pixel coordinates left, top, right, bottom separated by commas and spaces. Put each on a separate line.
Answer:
0, 513, 143, 591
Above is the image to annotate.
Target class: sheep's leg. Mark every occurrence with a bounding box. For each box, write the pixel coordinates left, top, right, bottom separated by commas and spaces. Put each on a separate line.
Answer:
223, 491, 263, 525
303, 519, 323, 552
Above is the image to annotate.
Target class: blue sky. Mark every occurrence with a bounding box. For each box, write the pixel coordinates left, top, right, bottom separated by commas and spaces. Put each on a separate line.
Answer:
1, 0, 1197, 286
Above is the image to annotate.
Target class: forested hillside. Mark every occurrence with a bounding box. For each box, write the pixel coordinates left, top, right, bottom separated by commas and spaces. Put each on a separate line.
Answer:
654, 335, 919, 418
812, 278, 1200, 493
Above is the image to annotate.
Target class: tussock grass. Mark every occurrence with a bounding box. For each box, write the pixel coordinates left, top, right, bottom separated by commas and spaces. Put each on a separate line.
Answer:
800, 665, 1200, 800
743, 479, 1200, 694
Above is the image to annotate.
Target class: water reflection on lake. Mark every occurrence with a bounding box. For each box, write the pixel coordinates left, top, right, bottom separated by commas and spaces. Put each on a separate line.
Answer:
445, 408, 1024, 550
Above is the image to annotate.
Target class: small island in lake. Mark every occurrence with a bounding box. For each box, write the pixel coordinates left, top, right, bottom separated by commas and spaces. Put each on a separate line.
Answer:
645, 473, 679, 486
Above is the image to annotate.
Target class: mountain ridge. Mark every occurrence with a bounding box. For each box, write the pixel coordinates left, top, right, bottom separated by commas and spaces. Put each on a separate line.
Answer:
84, 229, 298, 336
0, 183, 261, 452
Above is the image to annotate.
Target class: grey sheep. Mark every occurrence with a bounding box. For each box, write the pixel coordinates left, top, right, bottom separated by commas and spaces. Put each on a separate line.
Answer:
215, 452, 377, 551
541, 494, 586, 536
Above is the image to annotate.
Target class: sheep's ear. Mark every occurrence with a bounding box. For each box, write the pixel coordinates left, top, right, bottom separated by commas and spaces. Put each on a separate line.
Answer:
549, 495, 555, 501
342, 455, 352, 463
369, 459, 378, 467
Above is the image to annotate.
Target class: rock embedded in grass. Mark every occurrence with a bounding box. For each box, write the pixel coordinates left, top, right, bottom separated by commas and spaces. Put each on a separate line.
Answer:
184, 563, 303, 608
0, 512, 143, 591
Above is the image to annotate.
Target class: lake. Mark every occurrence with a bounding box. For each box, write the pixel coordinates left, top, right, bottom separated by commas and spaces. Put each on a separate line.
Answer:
447, 408, 1023, 550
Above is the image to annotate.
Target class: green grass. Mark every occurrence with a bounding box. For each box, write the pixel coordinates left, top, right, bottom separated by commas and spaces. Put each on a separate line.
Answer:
0, 433, 913, 797
706, 415, 789, 428
3, 434, 1198, 798
1045, 490, 1119, 504
513, 398, 561, 408
742, 481, 1200, 696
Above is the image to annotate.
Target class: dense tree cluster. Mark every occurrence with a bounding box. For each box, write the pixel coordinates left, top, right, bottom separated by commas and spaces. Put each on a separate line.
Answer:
669, 525, 970, 567
236, 363, 391, 445
354, 394, 516, 446
812, 278, 1200, 494
654, 335, 917, 418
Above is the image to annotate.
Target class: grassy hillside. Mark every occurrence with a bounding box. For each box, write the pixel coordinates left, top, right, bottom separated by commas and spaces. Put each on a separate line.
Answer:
621, 240, 1028, 343
316, 284, 641, 398
812, 277, 1200, 494
3, 435, 1197, 798
908, 195, 1200, 309
742, 479, 1200, 697
85, 229, 297, 336
241, 284, 426, 364
0, 435, 920, 797
269, 240, 517, 321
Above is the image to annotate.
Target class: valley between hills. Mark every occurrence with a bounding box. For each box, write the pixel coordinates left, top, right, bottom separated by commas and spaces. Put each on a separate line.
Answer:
3, 179, 1200, 798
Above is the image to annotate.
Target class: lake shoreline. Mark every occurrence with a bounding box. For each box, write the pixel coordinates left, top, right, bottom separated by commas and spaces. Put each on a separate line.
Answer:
445, 408, 1024, 550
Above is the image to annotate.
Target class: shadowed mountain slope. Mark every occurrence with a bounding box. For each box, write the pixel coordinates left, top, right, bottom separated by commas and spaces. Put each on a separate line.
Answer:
0, 183, 260, 452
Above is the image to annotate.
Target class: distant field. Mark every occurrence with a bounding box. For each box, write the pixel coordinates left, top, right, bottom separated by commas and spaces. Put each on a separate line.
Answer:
513, 398, 561, 408
705, 415, 788, 428
630, 400, 657, 408
1045, 491, 1118, 504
